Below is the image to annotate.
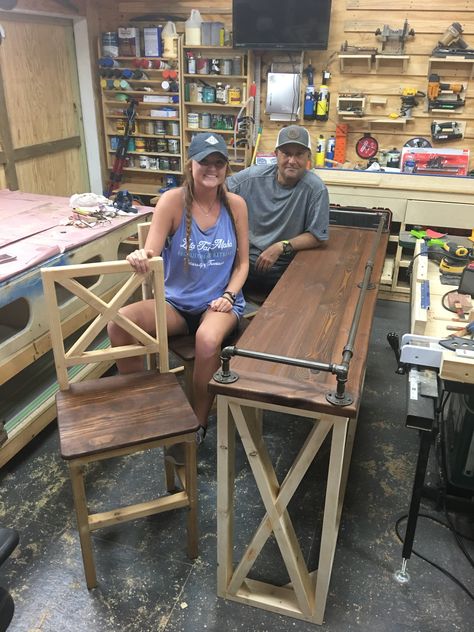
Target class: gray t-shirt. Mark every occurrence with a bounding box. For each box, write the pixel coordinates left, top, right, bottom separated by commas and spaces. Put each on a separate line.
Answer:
227, 164, 329, 270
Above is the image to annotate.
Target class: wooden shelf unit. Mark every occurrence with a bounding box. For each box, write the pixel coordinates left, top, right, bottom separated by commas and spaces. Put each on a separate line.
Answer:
99, 43, 185, 201
182, 44, 254, 170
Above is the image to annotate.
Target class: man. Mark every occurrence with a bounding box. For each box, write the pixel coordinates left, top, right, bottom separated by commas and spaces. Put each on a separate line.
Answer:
227, 125, 329, 293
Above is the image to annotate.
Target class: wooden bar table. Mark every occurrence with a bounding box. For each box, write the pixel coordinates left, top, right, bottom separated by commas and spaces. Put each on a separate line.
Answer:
209, 225, 388, 624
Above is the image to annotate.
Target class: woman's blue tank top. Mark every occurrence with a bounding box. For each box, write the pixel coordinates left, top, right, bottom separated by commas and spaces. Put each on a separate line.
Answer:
162, 204, 245, 318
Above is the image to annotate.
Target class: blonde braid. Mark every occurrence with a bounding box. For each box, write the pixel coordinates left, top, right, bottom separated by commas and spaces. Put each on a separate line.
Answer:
183, 159, 195, 266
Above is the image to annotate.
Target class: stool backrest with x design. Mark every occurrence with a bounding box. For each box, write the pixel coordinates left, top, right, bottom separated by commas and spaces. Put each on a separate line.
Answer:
41, 258, 199, 589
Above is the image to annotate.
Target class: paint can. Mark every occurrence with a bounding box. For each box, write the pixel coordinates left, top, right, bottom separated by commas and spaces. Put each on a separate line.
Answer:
232, 56, 242, 75
187, 112, 199, 129
167, 139, 180, 154
167, 121, 180, 136
159, 157, 170, 171
139, 155, 150, 169
156, 138, 168, 152
153, 121, 166, 135
169, 157, 180, 171
197, 56, 210, 75
135, 138, 146, 153
222, 59, 233, 75
199, 112, 211, 129
202, 85, 216, 103
228, 86, 241, 105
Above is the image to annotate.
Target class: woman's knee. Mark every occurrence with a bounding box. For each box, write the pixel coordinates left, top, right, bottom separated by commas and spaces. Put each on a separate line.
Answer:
194, 327, 221, 358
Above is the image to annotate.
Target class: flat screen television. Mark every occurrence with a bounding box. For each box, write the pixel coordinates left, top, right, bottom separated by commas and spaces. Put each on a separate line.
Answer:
232, 0, 332, 50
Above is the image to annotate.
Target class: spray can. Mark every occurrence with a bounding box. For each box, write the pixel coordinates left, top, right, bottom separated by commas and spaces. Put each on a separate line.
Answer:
303, 86, 316, 120
315, 71, 331, 121
315, 85, 330, 121
315, 135, 326, 167
325, 136, 336, 168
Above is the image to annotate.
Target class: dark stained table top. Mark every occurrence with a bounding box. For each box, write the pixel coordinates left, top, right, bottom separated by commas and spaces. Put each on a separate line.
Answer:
209, 225, 389, 418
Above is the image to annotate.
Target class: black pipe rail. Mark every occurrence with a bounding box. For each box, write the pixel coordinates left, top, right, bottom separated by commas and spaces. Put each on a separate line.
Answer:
213, 216, 386, 407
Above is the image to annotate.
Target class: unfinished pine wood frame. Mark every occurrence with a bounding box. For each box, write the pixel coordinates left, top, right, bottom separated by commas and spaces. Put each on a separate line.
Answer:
217, 397, 356, 624
210, 226, 388, 623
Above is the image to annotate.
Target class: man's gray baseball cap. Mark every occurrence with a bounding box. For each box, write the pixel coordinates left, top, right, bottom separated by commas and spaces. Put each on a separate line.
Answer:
275, 125, 311, 151
188, 133, 229, 162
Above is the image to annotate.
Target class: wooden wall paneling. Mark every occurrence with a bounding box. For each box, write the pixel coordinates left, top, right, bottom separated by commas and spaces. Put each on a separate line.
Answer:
3, 0, 86, 16
0, 14, 89, 193
346, 0, 474, 10
91, 1, 474, 169
0, 45, 18, 189
15, 147, 86, 195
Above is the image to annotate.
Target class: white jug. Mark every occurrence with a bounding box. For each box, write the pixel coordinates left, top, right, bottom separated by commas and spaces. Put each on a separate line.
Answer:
162, 21, 178, 58
185, 9, 203, 46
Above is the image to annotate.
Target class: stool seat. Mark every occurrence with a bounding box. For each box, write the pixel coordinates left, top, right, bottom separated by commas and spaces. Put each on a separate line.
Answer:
57, 371, 198, 459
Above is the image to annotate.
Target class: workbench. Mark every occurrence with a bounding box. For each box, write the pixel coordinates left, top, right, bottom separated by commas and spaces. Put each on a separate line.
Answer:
0, 190, 152, 466
395, 240, 474, 582
315, 169, 474, 294
209, 224, 388, 624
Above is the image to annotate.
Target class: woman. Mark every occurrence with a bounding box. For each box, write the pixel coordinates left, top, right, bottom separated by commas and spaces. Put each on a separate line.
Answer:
108, 132, 249, 448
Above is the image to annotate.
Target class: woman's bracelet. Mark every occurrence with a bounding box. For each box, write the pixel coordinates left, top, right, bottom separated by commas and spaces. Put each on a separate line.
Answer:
223, 290, 236, 303
222, 294, 234, 305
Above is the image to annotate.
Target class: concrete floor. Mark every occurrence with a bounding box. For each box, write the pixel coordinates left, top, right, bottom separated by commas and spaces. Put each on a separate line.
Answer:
0, 299, 473, 631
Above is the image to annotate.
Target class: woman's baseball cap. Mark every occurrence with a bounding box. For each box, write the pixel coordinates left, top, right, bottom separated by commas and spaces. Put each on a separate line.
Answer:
188, 133, 229, 162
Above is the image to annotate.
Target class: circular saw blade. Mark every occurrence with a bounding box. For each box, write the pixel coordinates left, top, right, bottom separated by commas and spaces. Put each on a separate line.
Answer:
404, 137, 432, 148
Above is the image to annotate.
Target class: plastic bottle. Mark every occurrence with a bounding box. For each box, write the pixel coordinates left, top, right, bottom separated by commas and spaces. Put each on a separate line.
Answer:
187, 51, 196, 74
162, 21, 179, 58
315, 135, 326, 167
325, 136, 336, 168
185, 9, 203, 46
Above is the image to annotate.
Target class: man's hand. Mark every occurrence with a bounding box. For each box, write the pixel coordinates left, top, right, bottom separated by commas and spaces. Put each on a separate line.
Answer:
254, 243, 283, 273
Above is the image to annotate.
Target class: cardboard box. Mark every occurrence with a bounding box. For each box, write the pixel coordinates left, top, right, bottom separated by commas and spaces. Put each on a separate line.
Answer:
400, 147, 470, 177
211, 22, 224, 46
144, 27, 162, 57
201, 22, 212, 46
143, 95, 172, 103
118, 28, 140, 57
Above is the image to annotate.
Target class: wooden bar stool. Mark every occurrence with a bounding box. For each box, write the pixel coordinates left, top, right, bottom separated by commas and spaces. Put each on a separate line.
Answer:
41, 257, 200, 589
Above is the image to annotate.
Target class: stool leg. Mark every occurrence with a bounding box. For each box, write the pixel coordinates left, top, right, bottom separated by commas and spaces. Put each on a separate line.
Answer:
183, 360, 194, 406
165, 457, 176, 492
185, 441, 199, 559
69, 461, 97, 589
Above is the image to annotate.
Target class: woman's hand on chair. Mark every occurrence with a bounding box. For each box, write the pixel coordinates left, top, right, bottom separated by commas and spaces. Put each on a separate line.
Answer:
127, 249, 153, 274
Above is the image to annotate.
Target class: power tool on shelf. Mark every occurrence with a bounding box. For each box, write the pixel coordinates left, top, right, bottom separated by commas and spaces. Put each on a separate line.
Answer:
398, 87, 426, 117
439, 240, 472, 275
431, 121, 463, 142
431, 22, 474, 58
374, 19, 415, 54
427, 74, 465, 110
